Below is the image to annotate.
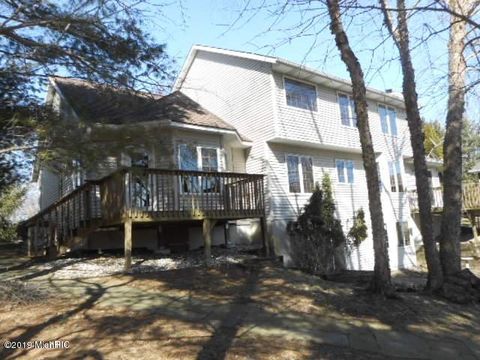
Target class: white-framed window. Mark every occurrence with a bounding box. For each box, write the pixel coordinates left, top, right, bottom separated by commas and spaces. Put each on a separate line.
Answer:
71, 159, 83, 188
131, 152, 149, 168
129, 152, 150, 208
336, 159, 354, 184
287, 154, 314, 193
396, 221, 411, 247
388, 160, 404, 192
378, 104, 398, 136
178, 144, 221, 193
284, 78, 318, 111
338, 93, 357, 127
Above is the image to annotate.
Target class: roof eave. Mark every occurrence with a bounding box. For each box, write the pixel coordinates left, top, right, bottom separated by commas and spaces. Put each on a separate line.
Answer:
273, 59, 405, 109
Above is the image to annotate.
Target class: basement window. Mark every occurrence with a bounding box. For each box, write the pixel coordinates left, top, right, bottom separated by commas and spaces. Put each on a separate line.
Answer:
397, 221, 411, 247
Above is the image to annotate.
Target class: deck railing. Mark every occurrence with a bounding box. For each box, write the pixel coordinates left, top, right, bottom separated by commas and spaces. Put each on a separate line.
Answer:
118, 167, 265, 220
407, 182, 480, 212
24, 167, 265, 254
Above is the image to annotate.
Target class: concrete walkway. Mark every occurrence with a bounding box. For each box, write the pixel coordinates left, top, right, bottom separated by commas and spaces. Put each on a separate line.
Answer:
25, 275, 479, 360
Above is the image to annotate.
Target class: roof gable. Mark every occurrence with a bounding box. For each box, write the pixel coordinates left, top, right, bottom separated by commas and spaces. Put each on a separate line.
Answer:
175, 45, 406, 109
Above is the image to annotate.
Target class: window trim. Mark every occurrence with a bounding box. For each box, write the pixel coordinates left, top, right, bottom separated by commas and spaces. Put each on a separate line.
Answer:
199, 146, 220, 172
177, 143, 222, 194
378, 103, 398, 137
283, 76, 319, 112
387, 159, 405, 193
71, 159, 83, 189
337, 92, 357, 128
177, 143, 221, 172
285, 153, 315, 194
335, 158, 355, 184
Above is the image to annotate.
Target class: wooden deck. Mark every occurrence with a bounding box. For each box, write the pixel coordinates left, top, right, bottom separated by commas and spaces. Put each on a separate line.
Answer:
24, 167, 266, 262
407, 182, 480, 243
407, 182, 480, 213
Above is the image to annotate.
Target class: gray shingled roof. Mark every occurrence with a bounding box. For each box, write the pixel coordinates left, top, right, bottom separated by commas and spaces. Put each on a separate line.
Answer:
52, 77, 250, 141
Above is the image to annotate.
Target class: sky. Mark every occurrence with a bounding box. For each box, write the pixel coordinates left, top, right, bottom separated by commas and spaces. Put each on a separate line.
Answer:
143, 0, 468, 123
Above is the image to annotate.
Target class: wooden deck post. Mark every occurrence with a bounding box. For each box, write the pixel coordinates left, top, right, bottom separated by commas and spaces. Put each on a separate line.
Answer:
203, 218, 216, 262
27, 226, 33, 257
260, 217, 270, 257
33, 221, 40, 257
124, 218, 133, 272
468, 212, 479, 243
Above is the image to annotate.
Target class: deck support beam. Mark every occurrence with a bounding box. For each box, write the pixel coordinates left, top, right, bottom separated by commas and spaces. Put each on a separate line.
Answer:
27, 226, 34, 257
124, 218, 133, 272
260, 217, 270, 257
469, 212, 479, 243
203, 218, 216, 262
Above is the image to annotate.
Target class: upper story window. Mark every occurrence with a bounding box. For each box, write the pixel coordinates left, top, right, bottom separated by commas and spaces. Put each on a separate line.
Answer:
378, 105, 398, 136
388, 160, 404, 192
285, 78, 318, 111
338, 93, 357, 127
336, 159, 354, 184
287, 155, 314, 193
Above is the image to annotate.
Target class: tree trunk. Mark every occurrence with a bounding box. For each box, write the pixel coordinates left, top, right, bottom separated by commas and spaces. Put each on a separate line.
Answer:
440, 0, 467, 276
326, 0, 392, 294
380, 0, 444, 290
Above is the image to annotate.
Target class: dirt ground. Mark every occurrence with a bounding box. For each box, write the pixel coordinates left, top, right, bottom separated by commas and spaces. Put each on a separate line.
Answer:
1, 244, 480, 359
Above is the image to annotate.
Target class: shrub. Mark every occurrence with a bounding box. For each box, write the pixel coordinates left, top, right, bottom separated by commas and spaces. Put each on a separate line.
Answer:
347, 208, 368, 249
288, 174, 346, 275
0, 186, 26, 242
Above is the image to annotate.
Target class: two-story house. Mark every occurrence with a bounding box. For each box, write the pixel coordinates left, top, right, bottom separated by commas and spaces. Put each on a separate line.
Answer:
25, 45, 443, 271
175, 45, 443, 270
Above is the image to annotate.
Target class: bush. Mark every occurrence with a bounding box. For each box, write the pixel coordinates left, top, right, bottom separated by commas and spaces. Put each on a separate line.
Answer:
0, 186, 26, 242
347, 208, 368, 249
288, 174, 346, 275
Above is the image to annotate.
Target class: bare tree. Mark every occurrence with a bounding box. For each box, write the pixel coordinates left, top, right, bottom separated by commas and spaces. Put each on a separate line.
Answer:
440, 0, 469, 276
326, 0, 393, 295
379, 0, 444, 290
